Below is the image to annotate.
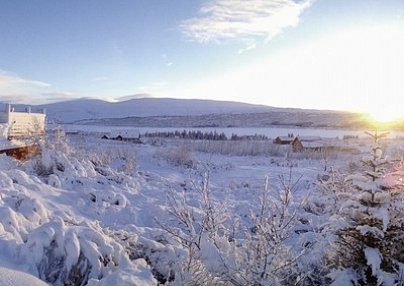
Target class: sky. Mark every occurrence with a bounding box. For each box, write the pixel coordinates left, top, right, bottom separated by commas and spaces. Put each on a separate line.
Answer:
1, 0, 404, 120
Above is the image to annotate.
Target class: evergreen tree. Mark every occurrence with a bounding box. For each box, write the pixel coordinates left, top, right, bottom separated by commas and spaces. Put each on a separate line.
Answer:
329, 131, 404, 285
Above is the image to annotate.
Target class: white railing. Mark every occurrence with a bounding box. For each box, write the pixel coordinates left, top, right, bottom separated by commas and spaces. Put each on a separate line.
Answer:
0, 104, 46, 140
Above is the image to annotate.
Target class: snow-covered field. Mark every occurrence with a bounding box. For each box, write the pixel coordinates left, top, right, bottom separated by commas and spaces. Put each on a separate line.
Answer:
63, 124, 404, 139
1, 128, 403, 285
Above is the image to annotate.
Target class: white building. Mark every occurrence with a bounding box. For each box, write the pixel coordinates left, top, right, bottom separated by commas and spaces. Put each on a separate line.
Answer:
0, 104, 46, 139
0, 104, 46, 155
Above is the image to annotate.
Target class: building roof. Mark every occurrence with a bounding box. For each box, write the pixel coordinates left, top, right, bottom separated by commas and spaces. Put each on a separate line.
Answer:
299, 136, 322, 142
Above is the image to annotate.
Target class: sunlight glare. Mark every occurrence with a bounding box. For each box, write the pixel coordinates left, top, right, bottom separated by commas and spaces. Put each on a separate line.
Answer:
170, 22, 404, 119
368, 107, 404, 123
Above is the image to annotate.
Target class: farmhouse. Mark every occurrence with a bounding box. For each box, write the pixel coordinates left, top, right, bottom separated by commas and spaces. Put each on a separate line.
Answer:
291, 136, 338, 153
273, 136, 294, 145
274, 136, 326, 152
101, 129, 142, 144
291, 137, 304, 152
111, 135, 142, 143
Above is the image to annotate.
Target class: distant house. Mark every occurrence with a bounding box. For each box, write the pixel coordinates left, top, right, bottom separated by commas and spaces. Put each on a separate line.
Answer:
273, 136, 294, 145
291, 137, 304, 152
299, 136, 322, 142
110, 134, 142, 144
300, 141, 326, 152
272, 134, 348, 154
110, 129, 140, 139
291, 137, 337, 153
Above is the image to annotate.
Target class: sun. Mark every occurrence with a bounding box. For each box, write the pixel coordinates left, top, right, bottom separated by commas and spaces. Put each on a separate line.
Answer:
371, 112, 403, 123
368, 108, 404, 123
364, 106, 404, 129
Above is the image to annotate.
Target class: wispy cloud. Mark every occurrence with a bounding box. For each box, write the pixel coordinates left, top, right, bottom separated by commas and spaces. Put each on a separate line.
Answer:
181, 0, 313, 48
0, 70, 75, 104
161, 54, 174, 67
238, 41, 257, 54
0, 94, 35, 104
0, 71, 51, 88
40, 92, 78, 103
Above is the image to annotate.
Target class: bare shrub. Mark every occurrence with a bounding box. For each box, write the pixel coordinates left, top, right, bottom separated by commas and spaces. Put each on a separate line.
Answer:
159, 168, 307, 285
182, 140, 285, 157
155, 147, 194, 167
287, 148, 340, 161
30, 129, 71, 177
82, 147, 137, 175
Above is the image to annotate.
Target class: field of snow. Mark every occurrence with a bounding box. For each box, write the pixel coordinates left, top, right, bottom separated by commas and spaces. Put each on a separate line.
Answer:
62, 124, 404, 140
1, 127, 403, 285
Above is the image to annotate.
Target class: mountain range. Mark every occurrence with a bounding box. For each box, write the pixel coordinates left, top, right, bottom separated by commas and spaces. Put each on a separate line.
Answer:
0, 97, 379, 129
38, 98, 279, 123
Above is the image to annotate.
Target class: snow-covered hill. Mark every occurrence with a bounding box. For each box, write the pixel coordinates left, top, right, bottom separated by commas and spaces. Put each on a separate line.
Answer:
1, 97, 373, 128
74, 110, 368, 129
36, 98, 277, 123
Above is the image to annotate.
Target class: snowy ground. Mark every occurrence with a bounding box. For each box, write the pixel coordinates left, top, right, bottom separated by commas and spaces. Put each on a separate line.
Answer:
0, 129, 403, 285
0, 266, 49, 286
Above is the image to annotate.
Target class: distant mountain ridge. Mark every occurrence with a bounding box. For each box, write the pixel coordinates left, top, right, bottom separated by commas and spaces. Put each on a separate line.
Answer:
1, 97, 378, 129
35, 98, 279, 123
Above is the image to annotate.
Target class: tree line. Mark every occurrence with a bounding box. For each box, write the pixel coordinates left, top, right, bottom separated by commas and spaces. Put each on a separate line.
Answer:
142, 130, 269, 141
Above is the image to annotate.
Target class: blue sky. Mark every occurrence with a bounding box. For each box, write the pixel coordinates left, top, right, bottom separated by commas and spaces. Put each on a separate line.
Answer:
1, 0, 404, 119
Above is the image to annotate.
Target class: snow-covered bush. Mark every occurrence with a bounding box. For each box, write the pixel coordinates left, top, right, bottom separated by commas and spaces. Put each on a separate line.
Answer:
155, 146, 194, 168
80, 147, 137, 176
159, 170, 308, 285
156, 172, 228, 284
183, 139, 285, 157
25, 133, 140, 193
28, 129, 100, 180
20, 219, 156, 286
308, 167, 352, 215
0, 149, 155, 285
110, 229, 178, 284
287, 149, 340, 161
219, 173, 306, 286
